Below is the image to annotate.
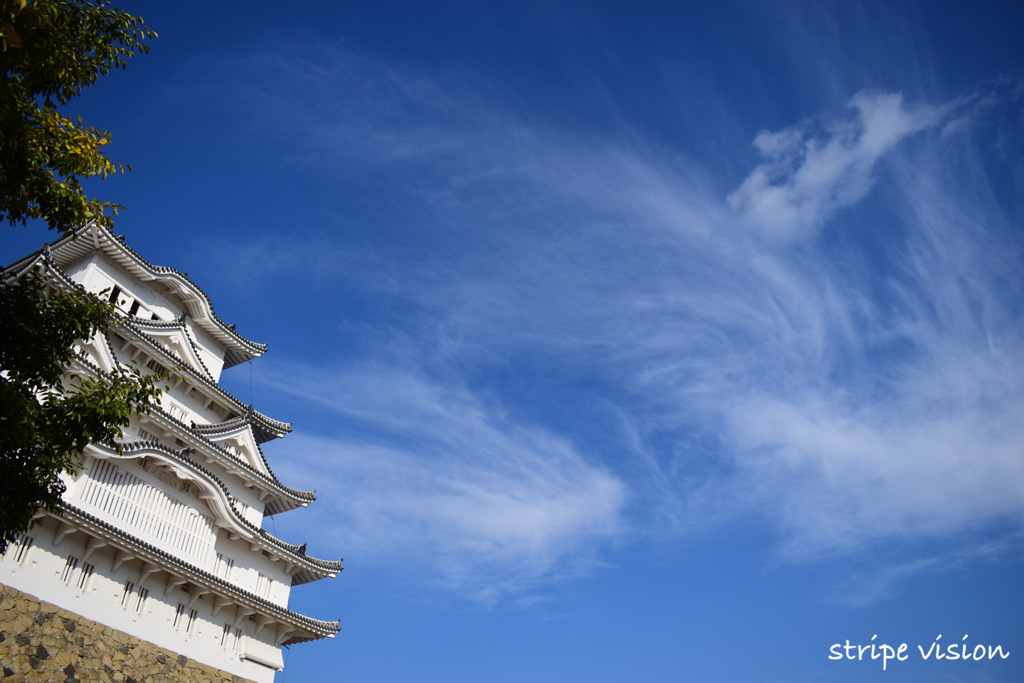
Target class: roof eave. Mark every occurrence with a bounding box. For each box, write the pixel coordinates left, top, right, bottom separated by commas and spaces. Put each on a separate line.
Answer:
42, 222, 268, 362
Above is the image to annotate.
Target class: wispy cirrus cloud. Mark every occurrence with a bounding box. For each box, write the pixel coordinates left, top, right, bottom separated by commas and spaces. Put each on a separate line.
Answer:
210, 41, 1024, 599
262, 361, 626, 601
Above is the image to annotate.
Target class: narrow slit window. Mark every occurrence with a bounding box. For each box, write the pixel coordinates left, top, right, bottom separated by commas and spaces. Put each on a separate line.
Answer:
10, 535, 33, 564
76, 562, 95, 590
256, 572, 272, 598
221, 622, 232, 647
173, 603, 186, 629
134, 587, 149, 613
121, 580, 135, 607
187, 608, 198, 634
61, 556, 80, 584
216, 552, 235, 581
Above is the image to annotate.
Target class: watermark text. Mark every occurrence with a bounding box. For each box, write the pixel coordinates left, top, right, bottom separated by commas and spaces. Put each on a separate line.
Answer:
829, 634, 1010, 671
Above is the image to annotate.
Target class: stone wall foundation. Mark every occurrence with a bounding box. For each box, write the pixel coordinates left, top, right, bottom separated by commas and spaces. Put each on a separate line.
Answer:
0, 584, 253, 682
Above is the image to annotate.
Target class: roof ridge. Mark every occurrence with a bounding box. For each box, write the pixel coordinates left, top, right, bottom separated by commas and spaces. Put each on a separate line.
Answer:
103, 440, 340, 574
11, 222, 269, 366
127, 315, 216, 380
150, 406, 316, 503
116, 322, 291, 442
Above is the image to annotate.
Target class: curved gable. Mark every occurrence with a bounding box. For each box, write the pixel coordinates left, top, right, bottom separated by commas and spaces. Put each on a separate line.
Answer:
195, 420, 269, 476
129, 319, 214, 379
74, 332, 119, 374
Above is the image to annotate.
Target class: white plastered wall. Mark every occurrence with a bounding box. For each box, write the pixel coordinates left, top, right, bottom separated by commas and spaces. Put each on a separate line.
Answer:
0, 517, 285, 682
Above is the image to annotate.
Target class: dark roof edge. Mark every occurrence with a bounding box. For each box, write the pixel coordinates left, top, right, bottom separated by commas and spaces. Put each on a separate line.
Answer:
145, 406, 316, 506
6, 222, 268, 365
53, 506, 340, 643
115, 321, 291, 442
84, 440, 340, 576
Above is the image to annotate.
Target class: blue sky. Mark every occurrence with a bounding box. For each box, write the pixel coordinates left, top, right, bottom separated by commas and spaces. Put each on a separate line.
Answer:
6, 1, 1024, 681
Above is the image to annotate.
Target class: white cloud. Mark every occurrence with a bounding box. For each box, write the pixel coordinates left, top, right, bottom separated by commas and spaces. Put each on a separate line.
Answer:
218, 43, 1024, 598
261, 363, 626, 601
723, 383, 1024, 559
728, 92, 937, 240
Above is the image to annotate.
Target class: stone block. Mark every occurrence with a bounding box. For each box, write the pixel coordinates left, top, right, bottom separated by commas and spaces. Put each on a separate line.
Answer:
0, 585, 255, 682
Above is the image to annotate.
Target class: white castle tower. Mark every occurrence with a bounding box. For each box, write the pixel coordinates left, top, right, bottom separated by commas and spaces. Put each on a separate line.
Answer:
1, 223, 340, 681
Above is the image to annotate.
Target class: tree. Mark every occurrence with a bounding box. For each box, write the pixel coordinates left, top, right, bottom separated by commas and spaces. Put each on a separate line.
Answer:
0, 0, 159, 551
1, 0, 156, 230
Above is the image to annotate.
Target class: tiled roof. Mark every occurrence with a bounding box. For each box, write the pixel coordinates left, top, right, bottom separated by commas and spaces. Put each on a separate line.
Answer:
63, 357, 321, 559
5, 237, 290, 443
4, 222, 267, 368
144, 405, 316, 515
23, 268, 310, 520
52, 506, 340, 644
128, 315, 215, 380
90, 440, 342, 582
11, 257, 310, 516
115, 321, 291, 443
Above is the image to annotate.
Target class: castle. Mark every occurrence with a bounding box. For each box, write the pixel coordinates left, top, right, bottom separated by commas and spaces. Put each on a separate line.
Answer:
1, 223, 340, 681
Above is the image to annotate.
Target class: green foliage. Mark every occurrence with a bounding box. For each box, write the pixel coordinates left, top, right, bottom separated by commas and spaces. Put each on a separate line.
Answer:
0, 1, 158, 551
0, 0, 156, 232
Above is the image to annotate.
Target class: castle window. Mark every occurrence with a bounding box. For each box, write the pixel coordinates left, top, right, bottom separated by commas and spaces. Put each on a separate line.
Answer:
216, 552, 235, 581
134, 587, 149, 613
60, 556, 80, 584
76, 562, 95, 590
121, 580, 136, 607
129, 300, 141, 316
256, 572, 272, 598
221, 622, 235, 648
77, 459, 216, 565
6, 535, 33, 564
187, 608, 198, 634
173, 603, 186, 629
108, 285, 122, 304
